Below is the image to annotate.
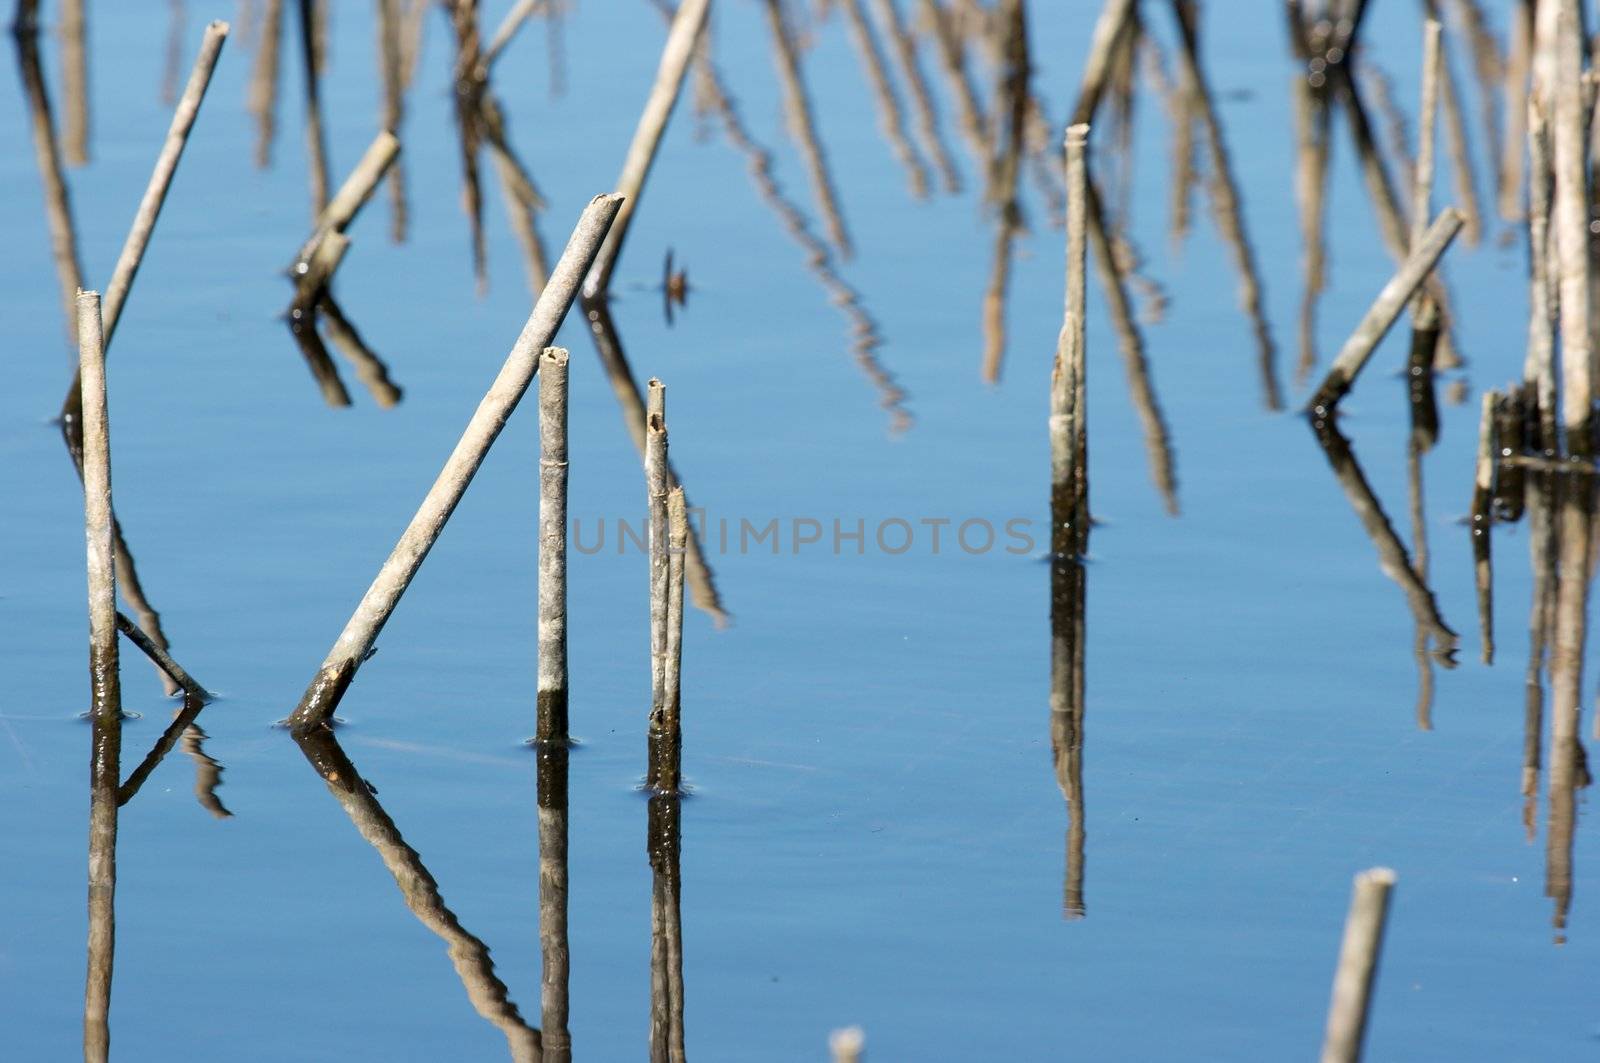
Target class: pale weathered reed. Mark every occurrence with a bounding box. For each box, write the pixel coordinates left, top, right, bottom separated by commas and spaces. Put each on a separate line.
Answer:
291, 130, 402, 272
1409, 19, 1441, 329
1051, 124, 1090, 558
1319, 867, 1397, 1063
1536, 0, 1594, 453
78, 291, 119, 1063
1307, 208, 1465, 416
61, 20, 229, 424
286, 195, 622, 734
582, 0, 710, 299
537, 347, 570, 745
1525, 98, 1557, 451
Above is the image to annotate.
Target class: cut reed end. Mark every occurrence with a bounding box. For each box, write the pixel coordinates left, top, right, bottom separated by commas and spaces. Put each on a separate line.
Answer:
1064, 122, 1090, 146
542, 346, 570, 369
206, 19, 230, 37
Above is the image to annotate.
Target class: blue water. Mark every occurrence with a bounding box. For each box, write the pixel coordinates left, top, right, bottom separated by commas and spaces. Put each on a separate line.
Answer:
2, 2, 1594, 1059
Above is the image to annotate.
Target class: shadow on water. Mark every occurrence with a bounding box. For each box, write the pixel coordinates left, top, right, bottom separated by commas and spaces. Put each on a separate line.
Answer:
293, 728, 545, 1061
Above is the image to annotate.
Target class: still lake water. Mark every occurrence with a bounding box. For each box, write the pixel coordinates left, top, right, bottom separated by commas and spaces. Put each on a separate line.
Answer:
2, 2, 1594, 1059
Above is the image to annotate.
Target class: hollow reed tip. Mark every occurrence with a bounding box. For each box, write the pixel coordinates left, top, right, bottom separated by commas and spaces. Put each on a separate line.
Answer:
591, 192, 626, 208
1065, 122, 1090, 145
1356, 867, 1397, 886
207, 19, 230, 35
648, 377, 664, 389
76, 288, 101, 301
542, 346, 569, 365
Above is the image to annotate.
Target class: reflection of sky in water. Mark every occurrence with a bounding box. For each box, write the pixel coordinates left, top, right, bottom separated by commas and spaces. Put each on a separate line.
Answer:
0, 2, 1590, 1059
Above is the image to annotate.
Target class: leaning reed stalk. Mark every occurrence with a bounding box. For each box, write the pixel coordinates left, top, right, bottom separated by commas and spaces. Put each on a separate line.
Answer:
1319, 867, 1397, 1063
645, 382, 674, 791
293, 230, 349, 308
537, 348, 570, 745
1409, 19, 1441, 330
61, 21, 228, 424
1307, 208, 1465, 417
291, 130, 402, 271
78, 291, 120, 1063
582, 0, 710, 299
1050, 124, 1090, 558
286, 195, 622, 734
1539, 0, 1594, 453
115, 612, 207, 702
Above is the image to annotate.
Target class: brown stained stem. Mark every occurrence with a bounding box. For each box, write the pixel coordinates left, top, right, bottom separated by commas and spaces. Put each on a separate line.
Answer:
1086, 176, 1179, 516
14, 28, 85, 349
841, 0, 930, 199
1320, 868, 1397, 1063
1523, 471, 1556, 824
115, 612, 207, 701
537, 348, 570, 746
582, 0, 710, 300
248, 0, 282, 169
763, 0, 853, 262
476, 92, 552, 298
647, 792, 687, 1063
294, 729, 542, 1060
1307, 209, 1465, 417
1169, 0, 1281, 409
60, 21, 228, 427
78, 291, 120, 1063
536, 741, 571, 1061
870, 0, 960, 193
1545, 475, 1592, 940
1290, 67, 1331, 384
287, 196, 622, 734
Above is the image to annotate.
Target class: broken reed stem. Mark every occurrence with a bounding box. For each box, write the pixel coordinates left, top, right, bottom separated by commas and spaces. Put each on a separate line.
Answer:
291, 130, 402, 271
78, 290, 119, 1063
537, 347, 570, 746
1540, 0, 1594, 453
1308, 208, 1464, 417
285, 194, 623, 734
1069, 0, 1136, 127
1472, 391, 1496, 665
1410, 19, 1441, 330
1051, 124, 1090, 559
61, 21, 229, 425
582, 0, 710, 300
115, 611, 208, 702
1320, 867, 1397, 1063
645, 381, 677, 793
